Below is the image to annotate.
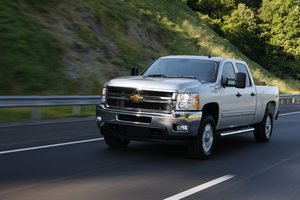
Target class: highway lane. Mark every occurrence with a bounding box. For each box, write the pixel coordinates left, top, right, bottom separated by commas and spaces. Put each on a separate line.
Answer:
0, 117, 100, 152
0, 104, 300, 199
278, 103, 300, 114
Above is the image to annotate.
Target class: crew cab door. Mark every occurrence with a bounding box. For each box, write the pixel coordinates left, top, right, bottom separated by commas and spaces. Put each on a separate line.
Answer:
218, 62, 256, 129
235, 63, 256, 126
218, 62, 242, 129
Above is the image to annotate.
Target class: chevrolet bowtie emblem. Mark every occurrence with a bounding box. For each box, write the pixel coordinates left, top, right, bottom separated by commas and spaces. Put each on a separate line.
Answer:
129, 95, 143, 102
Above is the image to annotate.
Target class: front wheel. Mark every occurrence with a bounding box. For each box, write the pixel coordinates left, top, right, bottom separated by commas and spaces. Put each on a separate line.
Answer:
188, 115, 216, 160
104, 136, 130, 148
254, 109, 273, 142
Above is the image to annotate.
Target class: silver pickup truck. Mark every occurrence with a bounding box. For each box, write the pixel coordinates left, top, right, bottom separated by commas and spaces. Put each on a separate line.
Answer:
96, 55, 279, 159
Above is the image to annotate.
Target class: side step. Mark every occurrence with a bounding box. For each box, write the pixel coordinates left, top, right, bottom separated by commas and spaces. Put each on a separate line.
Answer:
219, 127, 254, 137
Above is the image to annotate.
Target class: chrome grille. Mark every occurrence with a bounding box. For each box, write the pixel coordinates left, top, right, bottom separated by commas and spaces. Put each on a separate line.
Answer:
106, 87, 174, 111
108, 99, 170, 111
108, 87, 172, 97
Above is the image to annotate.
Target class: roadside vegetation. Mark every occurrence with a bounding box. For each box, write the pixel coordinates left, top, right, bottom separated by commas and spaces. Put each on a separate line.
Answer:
0, 0, 80, 95
0, 0, 299, 122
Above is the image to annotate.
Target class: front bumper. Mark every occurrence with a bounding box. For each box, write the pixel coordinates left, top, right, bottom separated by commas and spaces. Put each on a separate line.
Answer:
96, 105, 202, 144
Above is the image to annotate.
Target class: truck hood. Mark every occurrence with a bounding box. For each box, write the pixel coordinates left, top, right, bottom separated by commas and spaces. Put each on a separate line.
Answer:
107, 76, 202, 92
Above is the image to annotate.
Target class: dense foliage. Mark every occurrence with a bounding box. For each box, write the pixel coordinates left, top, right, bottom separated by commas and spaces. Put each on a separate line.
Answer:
185, 0, 300, 80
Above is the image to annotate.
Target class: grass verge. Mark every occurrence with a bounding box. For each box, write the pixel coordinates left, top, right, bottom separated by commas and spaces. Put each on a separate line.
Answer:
0, 105, 95, 123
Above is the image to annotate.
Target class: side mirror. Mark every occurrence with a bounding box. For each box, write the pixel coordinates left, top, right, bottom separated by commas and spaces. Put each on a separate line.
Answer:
131, 67, 139, 76
235, 72, 246, 89
221, 77, 228, 86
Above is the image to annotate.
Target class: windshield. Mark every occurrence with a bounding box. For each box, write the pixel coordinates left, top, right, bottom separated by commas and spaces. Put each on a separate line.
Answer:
141, 58, 219, 82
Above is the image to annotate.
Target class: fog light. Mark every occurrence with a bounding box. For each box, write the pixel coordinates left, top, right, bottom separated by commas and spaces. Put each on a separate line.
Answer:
96, 116, 102, 122
176, 124, 188, 131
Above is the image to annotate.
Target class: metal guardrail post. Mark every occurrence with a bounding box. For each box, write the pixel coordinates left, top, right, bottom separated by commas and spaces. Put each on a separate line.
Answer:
31, 107, 41, 119
72, 106, 81, 114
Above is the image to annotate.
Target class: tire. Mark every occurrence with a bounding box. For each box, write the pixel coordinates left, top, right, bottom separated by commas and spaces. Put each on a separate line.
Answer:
104, 136, 130, 148
188, 115, 216, 160
254, 109, 273, 142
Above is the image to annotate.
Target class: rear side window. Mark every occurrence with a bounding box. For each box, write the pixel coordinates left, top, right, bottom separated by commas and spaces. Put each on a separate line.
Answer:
236, 63, 251, 87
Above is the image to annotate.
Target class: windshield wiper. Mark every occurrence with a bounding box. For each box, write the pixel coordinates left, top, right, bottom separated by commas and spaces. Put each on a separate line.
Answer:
146, 74, 167, 78
146, 75, 202, 81
166, 76, 198, 79
167, 76, 204, 82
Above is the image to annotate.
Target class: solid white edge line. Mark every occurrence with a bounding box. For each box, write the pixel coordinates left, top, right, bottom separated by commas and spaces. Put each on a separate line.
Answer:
164, 174, 235, 200
279, 111, 300, 116
0, 138, 104, 155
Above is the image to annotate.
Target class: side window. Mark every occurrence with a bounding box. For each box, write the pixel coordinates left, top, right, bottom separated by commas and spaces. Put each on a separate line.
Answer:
222, 62, 235, 85
236, 63, 251, 87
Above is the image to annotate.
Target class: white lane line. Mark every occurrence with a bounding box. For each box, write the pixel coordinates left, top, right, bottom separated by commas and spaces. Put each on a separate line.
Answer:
279, 111, 300, 116
0, 138, 104, 155
164, 174, 235, 200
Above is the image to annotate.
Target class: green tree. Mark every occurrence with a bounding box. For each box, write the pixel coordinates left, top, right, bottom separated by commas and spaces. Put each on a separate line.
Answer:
221, 4, 263, 61
268, 1, 300, 59
187, 0, 236, 20
186, 0, 300, 80
235, 0, 262, 10
259, 0, 300, 79
258, 0, 274, 23
186, 0, 236, 34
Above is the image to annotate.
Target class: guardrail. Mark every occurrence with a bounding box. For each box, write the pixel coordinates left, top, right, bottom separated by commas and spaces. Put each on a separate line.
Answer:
0, 96, 101, 119
279, 94, 300, 104
0, 95, 299, 119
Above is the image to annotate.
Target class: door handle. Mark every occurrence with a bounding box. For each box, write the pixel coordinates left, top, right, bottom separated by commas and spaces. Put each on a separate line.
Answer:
251, 92, 256, 96
236, 92, 242, 97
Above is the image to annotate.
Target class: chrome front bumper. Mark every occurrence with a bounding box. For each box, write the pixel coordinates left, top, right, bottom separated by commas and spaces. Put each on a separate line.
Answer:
96, 105, 202, 143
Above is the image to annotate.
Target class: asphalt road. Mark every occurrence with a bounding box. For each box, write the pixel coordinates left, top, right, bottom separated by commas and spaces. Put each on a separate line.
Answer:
0, 104, 300, 200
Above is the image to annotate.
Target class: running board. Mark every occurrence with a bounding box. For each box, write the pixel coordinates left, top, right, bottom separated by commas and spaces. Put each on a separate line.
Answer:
219, 127, 255, 137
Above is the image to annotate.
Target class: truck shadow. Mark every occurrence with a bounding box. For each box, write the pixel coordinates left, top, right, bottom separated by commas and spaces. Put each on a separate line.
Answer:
214, 133, 256, 151
101, 132, 258, 160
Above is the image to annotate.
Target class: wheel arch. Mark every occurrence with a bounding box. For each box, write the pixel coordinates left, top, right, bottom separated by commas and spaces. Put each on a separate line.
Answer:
202, 103, 219, 125
266, 101, 276, 117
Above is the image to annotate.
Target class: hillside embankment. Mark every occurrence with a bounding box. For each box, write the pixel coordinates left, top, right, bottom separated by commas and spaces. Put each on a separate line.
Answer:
1, 0, 300, 95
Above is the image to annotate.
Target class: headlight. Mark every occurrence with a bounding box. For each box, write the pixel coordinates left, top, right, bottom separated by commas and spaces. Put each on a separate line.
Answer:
101, 87, 107, 103
101, 82, 108, 104
176, 93, 199, 110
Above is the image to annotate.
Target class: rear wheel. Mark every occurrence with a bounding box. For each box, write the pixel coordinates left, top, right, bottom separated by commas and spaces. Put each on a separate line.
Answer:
188, 115, 216, 160
254, 109, 273, 142
104, 136, 130, 148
